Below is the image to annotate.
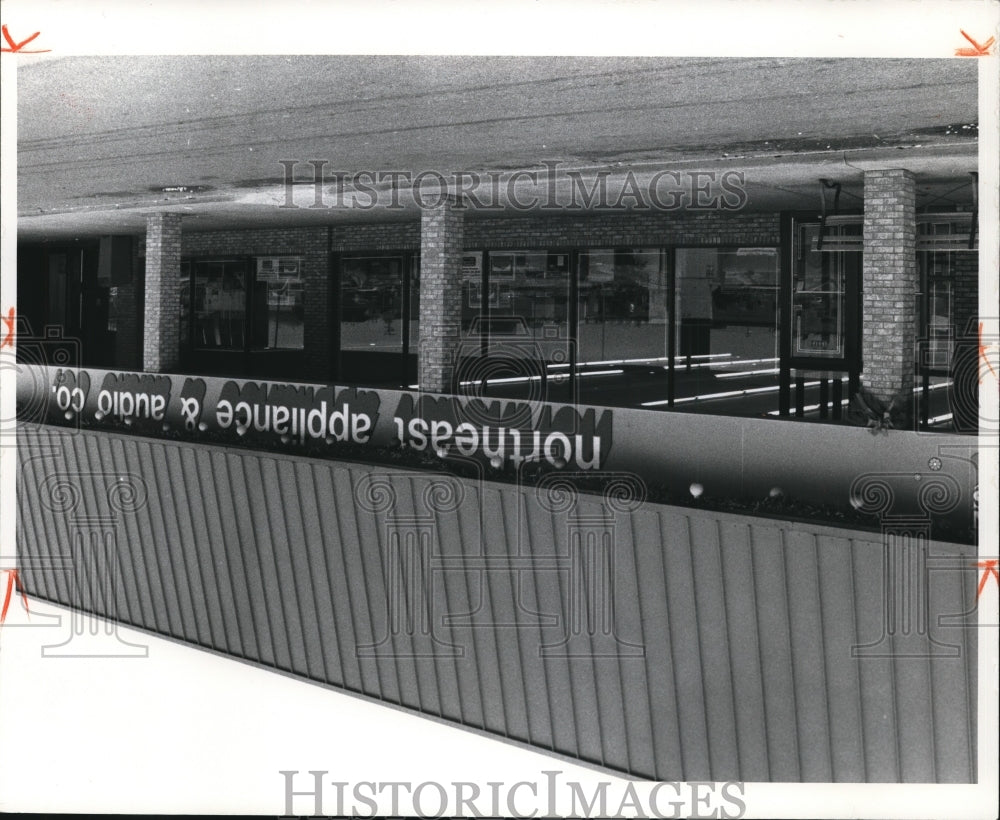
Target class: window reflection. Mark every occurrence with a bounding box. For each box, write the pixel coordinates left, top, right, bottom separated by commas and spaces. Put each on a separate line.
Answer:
675, 247, 779, 367
193, 259, 247, 349
408, 255, 421, 351
578, 249, 667, 364
255, 257, 304, 350
927, 279, 952, 370
920, 248, 954, 372
179, 261, 190, 351
340, 256, 404, 352
791, 225, 855, 359
461, 252, 482, 331
486, 251, 570, 361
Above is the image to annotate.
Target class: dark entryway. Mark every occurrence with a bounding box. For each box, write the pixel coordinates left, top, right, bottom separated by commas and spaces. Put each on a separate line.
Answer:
16, 241, 116, 368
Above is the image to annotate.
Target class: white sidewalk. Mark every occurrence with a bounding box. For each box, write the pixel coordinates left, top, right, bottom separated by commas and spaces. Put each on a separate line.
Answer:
0, 595, 620, 816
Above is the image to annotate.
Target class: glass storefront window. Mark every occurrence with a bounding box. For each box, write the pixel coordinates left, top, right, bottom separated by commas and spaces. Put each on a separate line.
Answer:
408, 254, 421, 351
486, 250, 571, 362
675, 247, 779, 368
107, 286, 119, 333
461, 252, 483, 332
927, 279, 953, 370
578, 249, 668, 364
919, 250, 954, 372
791, 224, 854, 359
193, 259, 248, 349
46, 252, 68, 328
179, 261, 190, 351
254, 257, 304, 350
340, 255, 404, 352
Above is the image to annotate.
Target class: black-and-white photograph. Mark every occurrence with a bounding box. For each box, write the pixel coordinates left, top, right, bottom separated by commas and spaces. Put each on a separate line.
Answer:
1, 2, 997, 817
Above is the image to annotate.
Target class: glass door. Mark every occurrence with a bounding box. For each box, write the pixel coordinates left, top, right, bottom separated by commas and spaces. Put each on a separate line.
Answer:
337, 253, 411, 385
458, 249, 573, 403
192, 259, 250, 350
42, 244, 110, 367
673, 246, 780, 413
917, 249, 956, 430
791, 224, 848, 360
779, 218, 862, 418
576, 248, 669, 406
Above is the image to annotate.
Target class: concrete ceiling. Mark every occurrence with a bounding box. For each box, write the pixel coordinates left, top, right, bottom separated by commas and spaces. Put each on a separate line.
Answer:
16, 56, 979, 241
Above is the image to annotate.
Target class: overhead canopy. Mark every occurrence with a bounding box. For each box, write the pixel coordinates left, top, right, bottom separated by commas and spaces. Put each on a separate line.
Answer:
17, 56, 978, 240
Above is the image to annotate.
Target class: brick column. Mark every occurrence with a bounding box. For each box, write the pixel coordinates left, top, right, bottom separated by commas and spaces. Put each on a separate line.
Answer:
142, 213, 182, 372
862, 169, 916, 402
418, 198, 464, 393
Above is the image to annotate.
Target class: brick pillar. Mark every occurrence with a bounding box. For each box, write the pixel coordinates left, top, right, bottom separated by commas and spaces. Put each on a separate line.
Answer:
862, 169, 916, 402
418, 198, 464, 393
142, 213, 182, 372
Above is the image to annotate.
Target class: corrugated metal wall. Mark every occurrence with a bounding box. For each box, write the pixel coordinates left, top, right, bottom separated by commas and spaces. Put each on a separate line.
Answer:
17, 426, 977, 782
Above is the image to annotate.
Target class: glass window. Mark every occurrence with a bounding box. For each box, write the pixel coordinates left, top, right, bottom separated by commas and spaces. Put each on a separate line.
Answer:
254, 257, 304, 350
675, 247, 779, 368
340, 255, 404, 352
486, 250, 571, 363
927, 279, 953, 370
791, 224, 855, 359
47, 253, 68, 327
193, 259, 247, 349
578, 249, 668, 365
179, 261, 191, 351
918, 217, 976, 251
461, 252, 482, 332
408, 254, 421, 351
919, 251, 954, 372
107, 286, 119, 333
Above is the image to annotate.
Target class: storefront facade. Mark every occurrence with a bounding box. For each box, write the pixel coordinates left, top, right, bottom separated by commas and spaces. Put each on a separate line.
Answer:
11, 55, 988, 788
18, 197, 979, 429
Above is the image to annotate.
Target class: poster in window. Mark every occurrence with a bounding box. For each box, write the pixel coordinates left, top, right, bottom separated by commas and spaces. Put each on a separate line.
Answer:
489, 253, 516, 280
462, 252, 482, 280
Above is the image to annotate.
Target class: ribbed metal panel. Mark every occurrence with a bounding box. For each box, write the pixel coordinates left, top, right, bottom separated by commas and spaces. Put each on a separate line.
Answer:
17, 426, 977, 782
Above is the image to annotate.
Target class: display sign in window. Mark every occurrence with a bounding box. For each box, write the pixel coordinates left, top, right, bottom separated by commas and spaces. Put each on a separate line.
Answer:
461, 252, 482, 280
